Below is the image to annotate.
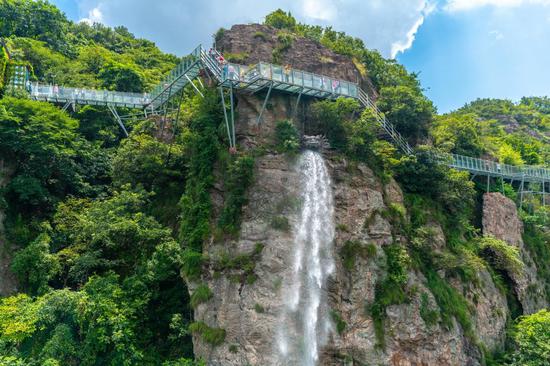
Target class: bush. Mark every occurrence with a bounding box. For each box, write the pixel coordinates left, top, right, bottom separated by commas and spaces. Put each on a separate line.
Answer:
188, 321, 226, 346
340, 240, 376, 271
505, 310, 550, 365
264, 9, 296, 30
419, 292, 439, 327
330, 310, 347, 335
270, 215, 291, 231
475, 236, 524, 277
275, 120, 300, 153
218, 155, 255, 235
368, 244, 410, 348
190, 284, 213, 308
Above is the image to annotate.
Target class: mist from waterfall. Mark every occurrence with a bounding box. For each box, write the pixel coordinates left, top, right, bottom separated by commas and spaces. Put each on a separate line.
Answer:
275, 150, 335, 366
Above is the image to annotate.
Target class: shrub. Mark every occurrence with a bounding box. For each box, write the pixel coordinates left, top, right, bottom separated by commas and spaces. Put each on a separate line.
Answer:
270, 215, 291, 232
340, 240, 376, 271
264, 9, 296, 30
330, 310, 346, 335
275, 120, 300, 153
218, 155, 255, 235
190, 284, 213, 308
419, 292, 439, 327
505, 309, 550, 365
254, 303, 265, 313
253, 31, 267, 41
188, 322, 226, 346
367, 244, 410, 348
475, 236, 524, 277
223, 52, 248, 63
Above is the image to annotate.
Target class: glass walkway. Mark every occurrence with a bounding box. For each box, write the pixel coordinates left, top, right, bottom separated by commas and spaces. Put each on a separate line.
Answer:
14, 44, 550, 188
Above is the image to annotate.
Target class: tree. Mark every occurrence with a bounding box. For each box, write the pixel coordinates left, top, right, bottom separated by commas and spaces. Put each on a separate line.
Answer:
264, 9, 297, 30
432, 113, 484, 156
99, 61, 144, 92
377, 85, 435, 145
506, 310, 550, 366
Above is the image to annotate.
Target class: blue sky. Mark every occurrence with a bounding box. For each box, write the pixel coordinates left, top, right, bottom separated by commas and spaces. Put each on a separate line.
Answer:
50, 0, 550, 113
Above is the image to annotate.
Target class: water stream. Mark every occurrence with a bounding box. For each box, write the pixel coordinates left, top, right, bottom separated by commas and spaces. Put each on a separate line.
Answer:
276, 150, 335, 366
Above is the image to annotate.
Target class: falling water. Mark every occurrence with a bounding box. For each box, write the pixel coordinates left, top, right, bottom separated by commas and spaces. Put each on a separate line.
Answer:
276, 150, 335, 366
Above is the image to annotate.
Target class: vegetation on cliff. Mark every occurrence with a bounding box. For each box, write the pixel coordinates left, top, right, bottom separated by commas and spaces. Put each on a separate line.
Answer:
0, 3, 548, 366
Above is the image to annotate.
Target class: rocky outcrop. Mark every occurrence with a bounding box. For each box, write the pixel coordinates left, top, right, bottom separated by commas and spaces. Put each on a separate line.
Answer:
0, 159, 17, 297
217, 24, 377, 98
482, 192, 548, 313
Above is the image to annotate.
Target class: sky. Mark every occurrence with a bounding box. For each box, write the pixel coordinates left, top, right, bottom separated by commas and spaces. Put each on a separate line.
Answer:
50, 0, 550, 113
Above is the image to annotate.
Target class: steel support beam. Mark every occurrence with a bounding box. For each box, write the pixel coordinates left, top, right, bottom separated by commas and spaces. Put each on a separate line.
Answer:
219, 86, 234, 148
108, 105, 129, 137
257, 82, 273, 125
185, 74, 204, 98
230, 85, 236, 148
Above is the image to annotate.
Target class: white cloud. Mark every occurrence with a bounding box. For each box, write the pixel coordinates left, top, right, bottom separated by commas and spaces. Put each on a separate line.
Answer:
74, 0, 434, 58
79, 7, 103, 24
445, 0, 550, 12
302, 0, 337, 21
489, 30, 504, 40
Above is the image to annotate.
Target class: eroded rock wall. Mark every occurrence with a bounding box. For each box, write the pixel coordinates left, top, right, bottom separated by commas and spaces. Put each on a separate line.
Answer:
482, 192, 548, 314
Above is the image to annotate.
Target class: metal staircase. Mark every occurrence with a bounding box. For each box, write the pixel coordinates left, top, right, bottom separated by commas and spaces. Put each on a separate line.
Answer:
357, 88, 414, 155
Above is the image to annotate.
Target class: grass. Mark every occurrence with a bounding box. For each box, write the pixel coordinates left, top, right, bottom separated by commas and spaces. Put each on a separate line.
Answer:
190, 284, 213, 308
212, 243, 264, 285
340, 240, 376, 271
367, 244, 410, 348
330, 310, 347, 335
419, 292, 439, 327
223, 52, 249, 63
254, 303, 265, 313
270, 216, 291, 232
189, 321, 226, 346
253, 31, 267, 41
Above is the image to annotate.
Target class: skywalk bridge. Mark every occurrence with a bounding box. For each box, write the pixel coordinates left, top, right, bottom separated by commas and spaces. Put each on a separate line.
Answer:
8, 44, 549, 204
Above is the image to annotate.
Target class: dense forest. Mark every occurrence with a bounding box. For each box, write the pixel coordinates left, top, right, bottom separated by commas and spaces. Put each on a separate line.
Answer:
0, 3, 548, 366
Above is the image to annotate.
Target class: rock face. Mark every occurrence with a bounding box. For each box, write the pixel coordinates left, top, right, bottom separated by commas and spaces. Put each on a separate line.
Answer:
217, 24, 377, 98
482, 192, 548, 314
0, 159, 17, 297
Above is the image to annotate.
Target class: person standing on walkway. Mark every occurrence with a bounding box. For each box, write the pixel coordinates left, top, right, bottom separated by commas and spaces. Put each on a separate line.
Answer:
283, 64, 291, 82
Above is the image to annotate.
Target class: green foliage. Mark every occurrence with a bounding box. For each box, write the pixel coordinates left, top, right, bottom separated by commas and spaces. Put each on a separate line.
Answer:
190, 284, 213, 309
112, 132, 186, 191
218, 155, 255, 235
330, 310, 347, 335
424, 269, 473, 336
11, 233, 60, 295
223, 52, 249, 63
475, 236, 524, 278
264, 9, 297, 30
253, 31, 267, 41
0, 0, 71, 55
275, 120, 300, 153
395, 148, 476, 221
272, 31, 295, 63
504, 310, 550, 366
213, 243, 264, 285
270, 216, 291, 232
368, 244, 410, 348
188, 322, 226, 346
0, 42, 8, 95
254, 303, 265, 313
310, 97, 361, 150
377, 85, 435, 144
498, 143, 524, 166
521, 209, 550, 302
98, 61, 144, 92
432, 113, 485, 156
340, 240, 376, 271
419, 292, 439, 327
0, 98, 110, 218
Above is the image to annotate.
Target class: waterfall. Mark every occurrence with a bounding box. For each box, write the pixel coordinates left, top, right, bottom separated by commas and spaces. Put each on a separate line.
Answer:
276, 150, 335, 366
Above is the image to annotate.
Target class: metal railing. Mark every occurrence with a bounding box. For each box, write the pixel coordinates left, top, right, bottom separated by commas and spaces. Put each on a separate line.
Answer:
29, 83, 147, 107
445, 153, 550, 181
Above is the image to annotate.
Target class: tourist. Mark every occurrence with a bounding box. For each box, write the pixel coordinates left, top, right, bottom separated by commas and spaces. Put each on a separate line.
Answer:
283, 64, 291, 82
53, 84, 59, 97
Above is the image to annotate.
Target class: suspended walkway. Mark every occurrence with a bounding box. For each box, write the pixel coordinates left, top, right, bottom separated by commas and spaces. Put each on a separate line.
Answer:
7, 44, 549, 203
